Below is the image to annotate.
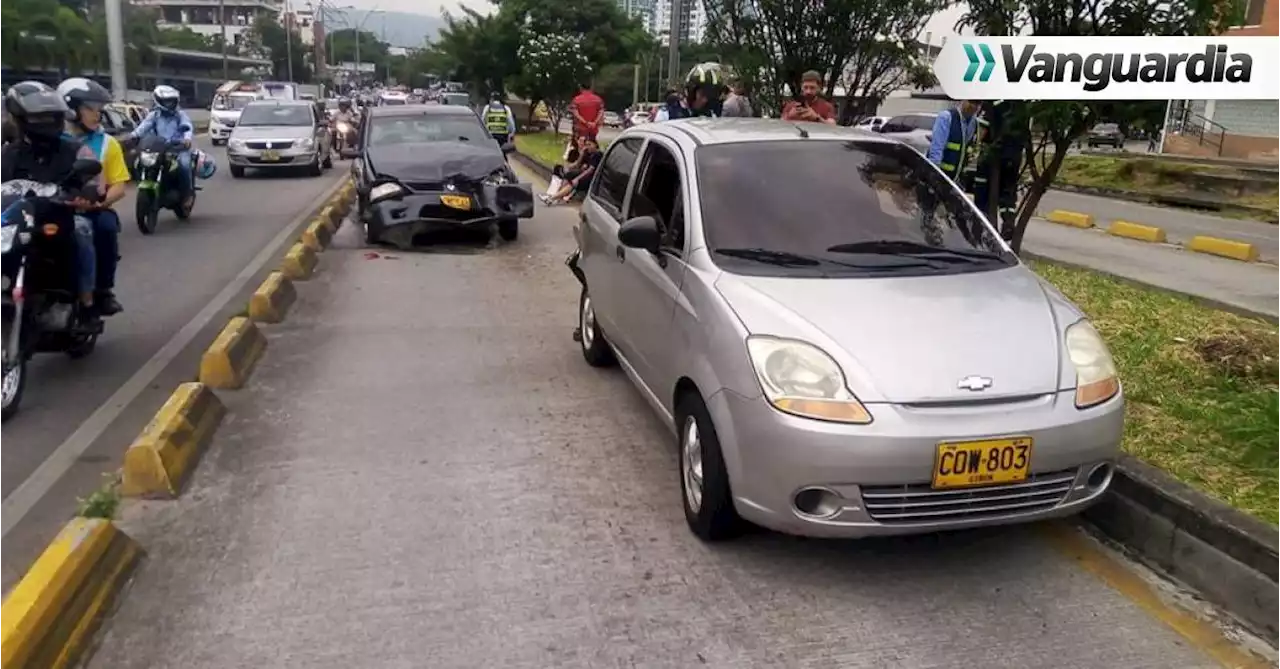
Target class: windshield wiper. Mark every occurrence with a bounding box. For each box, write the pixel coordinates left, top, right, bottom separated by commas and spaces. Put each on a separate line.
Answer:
826, 239, 1006, 263
714, 247, 927, 269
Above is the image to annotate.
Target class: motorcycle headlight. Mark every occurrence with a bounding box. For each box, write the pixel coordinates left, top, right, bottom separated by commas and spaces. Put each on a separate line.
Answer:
368, 181, 410, 204
337, 122, 352, 133
139, 151, 159, 167
745, 336, 872, 424
297, 137, 315, 150
1, 225, 16, 253
1065, 320, 1120, 408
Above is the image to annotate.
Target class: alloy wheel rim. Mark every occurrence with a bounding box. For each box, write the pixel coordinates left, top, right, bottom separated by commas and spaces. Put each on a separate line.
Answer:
682, 416, 704, 513
581, 294, 596, 350
2, 362, 20, 409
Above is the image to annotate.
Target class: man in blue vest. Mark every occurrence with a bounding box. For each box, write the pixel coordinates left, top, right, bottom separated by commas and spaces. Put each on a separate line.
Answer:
926, 100, 980, 182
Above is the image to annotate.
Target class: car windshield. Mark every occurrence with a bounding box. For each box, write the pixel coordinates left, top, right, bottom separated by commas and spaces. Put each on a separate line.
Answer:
1093, 123, 1119, 132
368, 115, 488, 146
442, 94, 470, 106
238, 105, 312, 127
696, 140, 1016, 278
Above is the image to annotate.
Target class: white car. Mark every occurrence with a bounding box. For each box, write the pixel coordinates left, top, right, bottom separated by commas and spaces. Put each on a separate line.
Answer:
627, 110, 651, 126
854, 115, 890, 131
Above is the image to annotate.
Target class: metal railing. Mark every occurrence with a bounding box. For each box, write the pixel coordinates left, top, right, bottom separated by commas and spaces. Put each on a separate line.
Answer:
1168, 106, 1228, 157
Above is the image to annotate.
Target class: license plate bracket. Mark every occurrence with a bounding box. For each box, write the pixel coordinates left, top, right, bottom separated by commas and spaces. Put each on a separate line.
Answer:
932, 437, 1032, 490
440, 194, 472, 211
261, 150, 280, 162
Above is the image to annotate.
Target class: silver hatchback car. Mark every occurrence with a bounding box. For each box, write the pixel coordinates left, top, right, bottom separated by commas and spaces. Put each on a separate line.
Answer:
227, 99, 333, 178
571, 118, 1123, 542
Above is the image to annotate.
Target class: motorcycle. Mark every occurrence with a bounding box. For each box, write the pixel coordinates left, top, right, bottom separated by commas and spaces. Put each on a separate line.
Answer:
132, 132, 196, 235
333, 118, 359, 158
2, 160, 107, 421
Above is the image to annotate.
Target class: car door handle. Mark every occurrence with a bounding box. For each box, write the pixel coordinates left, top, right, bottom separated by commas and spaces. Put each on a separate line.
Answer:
616, 246, 626, 263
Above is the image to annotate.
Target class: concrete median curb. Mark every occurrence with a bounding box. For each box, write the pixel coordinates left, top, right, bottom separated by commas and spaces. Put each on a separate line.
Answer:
0, 518, 141, 669
1107, 220, 1167, 244
121, 382, 227, 498
1186, 235, 1260, 262
1041, 210, 1266, 263
1045, 210, 1096, 229
199, 317, 268, 390
248, 271, 297, 324
281, 242, 318, 280
301, 218, 334, 251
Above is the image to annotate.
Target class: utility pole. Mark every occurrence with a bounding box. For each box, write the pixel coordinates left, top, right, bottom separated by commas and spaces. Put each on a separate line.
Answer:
632, 58, 641, 108
104, 0, 128, 99
285, 0, 295, 81
220, 0, 229, 80
666, 0, 682, 87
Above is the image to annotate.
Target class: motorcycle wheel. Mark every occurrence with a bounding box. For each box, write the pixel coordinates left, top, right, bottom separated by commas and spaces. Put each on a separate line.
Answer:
175, 193, 194, 220
136, 188, 160, 235
1, 356, 25, 422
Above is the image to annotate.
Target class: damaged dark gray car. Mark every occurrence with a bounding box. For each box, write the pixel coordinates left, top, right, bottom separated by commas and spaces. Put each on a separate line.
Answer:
353, 104, 534, 248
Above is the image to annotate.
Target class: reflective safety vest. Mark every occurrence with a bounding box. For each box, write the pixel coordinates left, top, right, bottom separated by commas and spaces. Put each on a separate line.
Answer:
938, 108, 967, 178
484, 105, 509, 133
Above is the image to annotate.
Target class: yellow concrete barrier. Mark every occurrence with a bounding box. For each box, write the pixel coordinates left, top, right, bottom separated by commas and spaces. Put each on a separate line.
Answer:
1186, 235, 1260, 262
121, 382, 226, 497
1045, 210, 1095, 229
248, 271, 296, 324
317, 205, 338, 228
301, 218, 334, 252
281, 242, 318, 280
1107, 220, 1167, 244
0, 518, 141, 669
199, 317, 267, 389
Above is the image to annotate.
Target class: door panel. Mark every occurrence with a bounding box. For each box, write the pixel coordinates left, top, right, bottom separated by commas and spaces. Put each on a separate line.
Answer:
579, 138, 644, 340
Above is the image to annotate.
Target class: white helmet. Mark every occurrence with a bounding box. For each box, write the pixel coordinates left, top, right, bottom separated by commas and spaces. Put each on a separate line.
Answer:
153, 85, 180, 112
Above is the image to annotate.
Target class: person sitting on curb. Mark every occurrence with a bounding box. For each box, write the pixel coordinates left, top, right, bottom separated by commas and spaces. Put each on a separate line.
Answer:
539, 137, 601, 206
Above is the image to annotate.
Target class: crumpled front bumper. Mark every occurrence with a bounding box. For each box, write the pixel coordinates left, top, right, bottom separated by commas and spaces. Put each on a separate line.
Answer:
369, 183, 535, 247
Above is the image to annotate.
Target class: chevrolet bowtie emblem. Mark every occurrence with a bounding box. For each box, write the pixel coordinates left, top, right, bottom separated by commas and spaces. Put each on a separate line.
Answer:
957, 375, 993, 391
265, 142, 273, 149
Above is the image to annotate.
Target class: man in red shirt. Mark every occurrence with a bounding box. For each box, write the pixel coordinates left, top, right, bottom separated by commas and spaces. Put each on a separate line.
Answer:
781, 70, 836, 125
569, 82, 604, 141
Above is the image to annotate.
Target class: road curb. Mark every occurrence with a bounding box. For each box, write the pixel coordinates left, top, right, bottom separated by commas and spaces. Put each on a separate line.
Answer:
281, 242, 318, 280
0, 518, 141, 669
1083, 456, 1279, 644
248, 271, 297, 324
121, 383, 227, 498
1186, 235, 1260, 262
198, 316, 268, 389
512, 150, 554, 183
1107, 220, 1167, 243
1045, 210, 1095, 228
301, 218, 334, 251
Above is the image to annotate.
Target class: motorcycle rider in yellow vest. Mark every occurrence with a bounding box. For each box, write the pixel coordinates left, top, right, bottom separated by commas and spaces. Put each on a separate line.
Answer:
483, 92, 516, 146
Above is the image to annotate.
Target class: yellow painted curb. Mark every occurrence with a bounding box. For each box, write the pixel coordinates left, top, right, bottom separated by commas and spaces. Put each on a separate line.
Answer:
318, 205, 338, 227
1107, 220, 1167, 244
280, 242, 318, 280
248, 271, 296, 324
199, 316, 267, 389
1046, 210, 1095, 229
1186, 235, 1259, 262
121, 382, 227, 497
1, 518, 141, 669
301, 218, 334, 251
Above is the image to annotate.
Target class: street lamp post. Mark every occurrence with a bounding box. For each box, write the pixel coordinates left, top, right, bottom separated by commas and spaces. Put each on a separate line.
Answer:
104, 0, 128, 98
285, 0, 295, 81
354, 7, 383, 86
220, 0, 229, 80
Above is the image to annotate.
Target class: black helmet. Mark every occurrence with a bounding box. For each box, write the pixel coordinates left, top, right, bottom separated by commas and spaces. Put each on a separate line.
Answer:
338, 98, 351, 110
4, 81, 71, 145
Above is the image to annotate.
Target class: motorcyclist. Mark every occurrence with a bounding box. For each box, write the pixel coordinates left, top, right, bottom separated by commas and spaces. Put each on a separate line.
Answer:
684, 63, 726, 118
0, 82, 101, 324
332, 98, 358, 151
58, 77, 127, 315
129, 85, 195, 211
482, 92, 516, 146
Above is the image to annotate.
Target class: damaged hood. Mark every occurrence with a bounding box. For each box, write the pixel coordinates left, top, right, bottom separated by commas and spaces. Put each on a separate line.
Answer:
368, 142, 506, 183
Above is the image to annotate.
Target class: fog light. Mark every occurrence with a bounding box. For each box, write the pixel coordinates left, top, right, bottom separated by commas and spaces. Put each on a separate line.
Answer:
793, 487, 843, 519
1085, 463, 1112, 491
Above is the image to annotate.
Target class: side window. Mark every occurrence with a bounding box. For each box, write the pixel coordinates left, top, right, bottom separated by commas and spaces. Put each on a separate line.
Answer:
627, 142, 685, 253
590, 137, 642, 216
882, 116, 910, 133
912, 115, 937, 131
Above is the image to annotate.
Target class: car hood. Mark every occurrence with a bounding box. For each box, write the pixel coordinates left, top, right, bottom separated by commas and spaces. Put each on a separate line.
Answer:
715, 266, 1066, 403
368, 142, 505, 182
232, 125, 314, 141
211, 110, 243, 122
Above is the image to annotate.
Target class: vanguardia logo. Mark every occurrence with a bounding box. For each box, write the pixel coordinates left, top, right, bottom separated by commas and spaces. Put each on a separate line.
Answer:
964, 42, 1253, 92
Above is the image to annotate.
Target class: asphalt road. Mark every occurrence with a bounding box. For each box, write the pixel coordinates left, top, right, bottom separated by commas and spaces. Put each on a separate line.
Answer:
1, 136, 349, 588
85, 161, 1268, 669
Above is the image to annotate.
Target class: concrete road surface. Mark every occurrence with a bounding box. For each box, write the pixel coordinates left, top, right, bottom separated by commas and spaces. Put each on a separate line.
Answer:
0, 137, 349, 589
87, 161, 1256, 669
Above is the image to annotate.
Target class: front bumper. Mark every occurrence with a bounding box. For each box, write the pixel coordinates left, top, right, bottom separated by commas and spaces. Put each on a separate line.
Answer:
706, 387, 1124, 539
209, 122, 235, 140
368, 184, 534, 245
227, 148, 317, 169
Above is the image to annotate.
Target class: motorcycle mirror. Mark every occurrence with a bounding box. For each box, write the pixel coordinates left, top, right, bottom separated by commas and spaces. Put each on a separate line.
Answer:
71, 159, 103, 180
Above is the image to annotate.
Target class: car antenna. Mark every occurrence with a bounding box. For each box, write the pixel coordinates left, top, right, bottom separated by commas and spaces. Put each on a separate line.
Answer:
793, 124, 809, 139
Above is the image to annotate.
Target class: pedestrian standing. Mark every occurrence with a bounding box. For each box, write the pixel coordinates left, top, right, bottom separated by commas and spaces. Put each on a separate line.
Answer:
721, 80, 753, 118
926, 99, 980, 183
569, 82, 604, 142
781, 71, 836, 124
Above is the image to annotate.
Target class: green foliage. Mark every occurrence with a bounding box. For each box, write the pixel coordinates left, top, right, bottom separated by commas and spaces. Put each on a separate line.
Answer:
245, 14, 313, 82
77, 473, 122, 520
517, 31, 592, 128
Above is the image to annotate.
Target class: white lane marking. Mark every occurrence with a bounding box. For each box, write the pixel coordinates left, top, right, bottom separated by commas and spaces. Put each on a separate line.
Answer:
1, 172, 349, 538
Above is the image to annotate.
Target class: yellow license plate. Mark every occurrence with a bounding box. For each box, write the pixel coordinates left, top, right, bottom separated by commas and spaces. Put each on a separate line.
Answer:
932, 437, 1032, 490
440, 194, 472, 210
261, 150, 280, 161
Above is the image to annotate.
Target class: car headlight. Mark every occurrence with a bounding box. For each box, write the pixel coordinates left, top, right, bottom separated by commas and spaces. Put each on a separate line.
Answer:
368, 181, 409, 204
138, 151, 158, 167
484, 170, 510, 186
228, 139, 246, 151
297, 137, 315, 150
1065, 319, 1119, 408
1, 225, 16, 253
745, 336, 872, 424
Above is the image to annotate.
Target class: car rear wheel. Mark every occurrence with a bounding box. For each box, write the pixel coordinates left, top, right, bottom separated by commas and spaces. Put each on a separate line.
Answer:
578, 287, 615, 367
676, 391, 743, 542
498, 218, 518, 241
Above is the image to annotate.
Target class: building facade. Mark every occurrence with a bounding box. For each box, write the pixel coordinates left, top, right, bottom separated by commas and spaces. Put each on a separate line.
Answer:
651, 0, 707, 43
1162, 0, 1278, 162
136, 0, 282, 46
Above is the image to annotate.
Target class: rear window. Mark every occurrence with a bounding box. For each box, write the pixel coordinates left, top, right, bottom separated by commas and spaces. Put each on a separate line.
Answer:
1093, 123, 1119, 132
695, 140, 1015, 277
239, 104, 312, 126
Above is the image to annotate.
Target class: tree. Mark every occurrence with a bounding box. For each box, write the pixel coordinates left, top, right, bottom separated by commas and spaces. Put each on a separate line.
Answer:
1, 0, 100, 76
959, 0, 1231, 252
517, 31, 591, 135
834, 0, 943, 121
244, 14, 312, 82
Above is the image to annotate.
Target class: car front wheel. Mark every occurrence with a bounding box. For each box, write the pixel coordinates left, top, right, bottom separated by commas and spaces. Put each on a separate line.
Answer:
578, 286, 615, 367
676, 391, 743, 542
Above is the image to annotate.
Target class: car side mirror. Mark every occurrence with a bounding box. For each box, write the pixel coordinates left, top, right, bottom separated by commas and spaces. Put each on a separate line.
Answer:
618, 216, 662, 254
500, 140, 515, 154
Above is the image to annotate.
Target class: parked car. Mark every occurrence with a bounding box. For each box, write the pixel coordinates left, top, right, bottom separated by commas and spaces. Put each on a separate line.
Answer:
1087, 123, 1125, 149
568, 119, 1123, 542
854, 115, 889, 131
870, 112, 937, 155
626, 109, 652, 127
603, 111, 623, 128
226, 99, 334, 178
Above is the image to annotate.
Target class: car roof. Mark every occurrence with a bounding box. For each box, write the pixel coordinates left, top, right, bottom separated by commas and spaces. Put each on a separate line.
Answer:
245, 99, 311, 108
368, 104, 477, 119
631, 117, 904, 148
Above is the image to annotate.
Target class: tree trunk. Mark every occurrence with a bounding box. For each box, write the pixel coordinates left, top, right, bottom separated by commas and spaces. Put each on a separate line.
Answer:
1010, 139, 1071, 253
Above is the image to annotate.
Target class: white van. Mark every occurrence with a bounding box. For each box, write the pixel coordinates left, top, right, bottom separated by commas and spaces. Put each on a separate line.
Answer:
210, 82, 264, 146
